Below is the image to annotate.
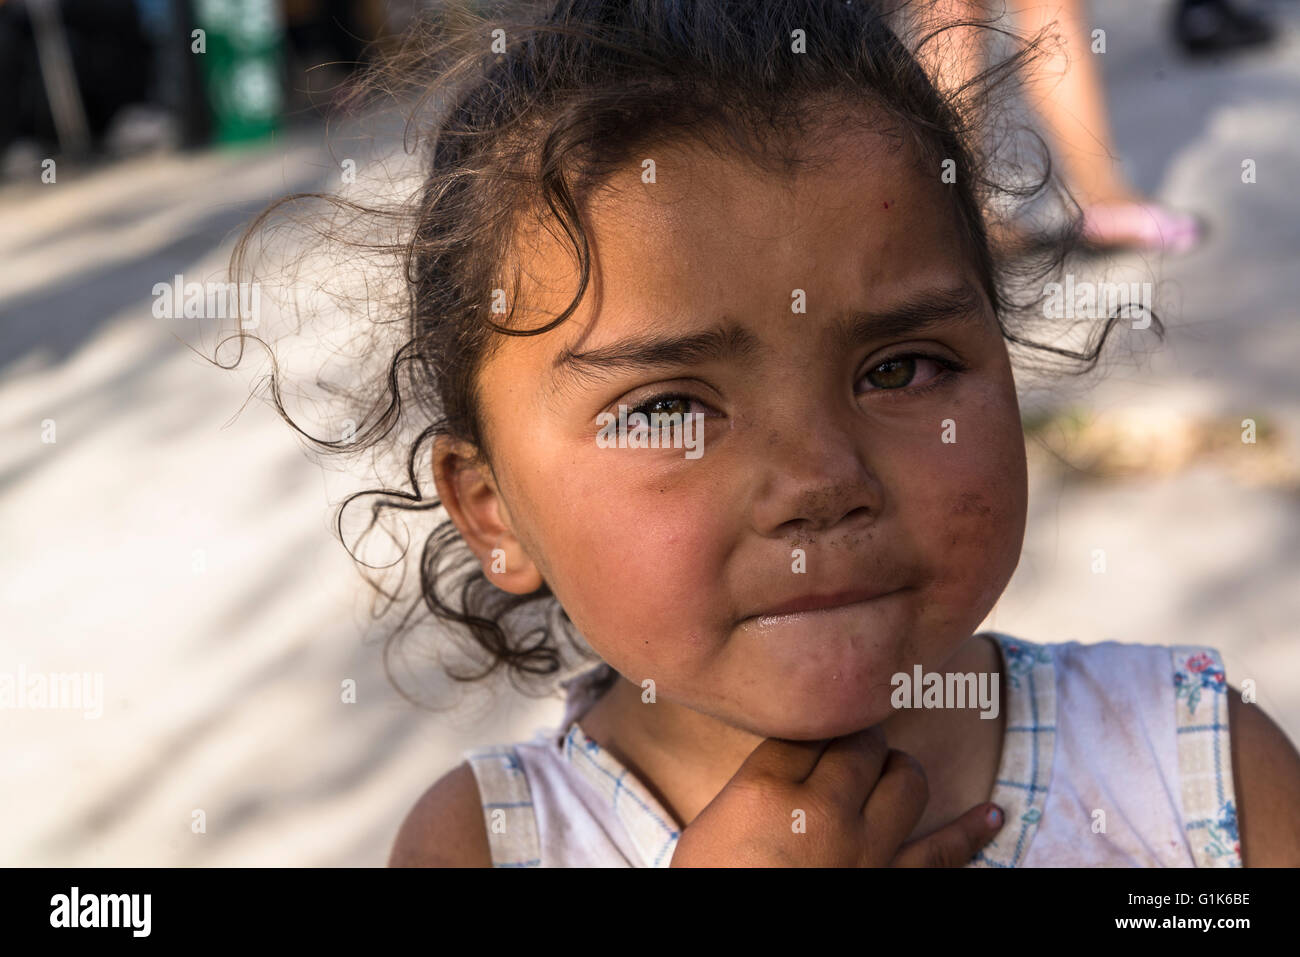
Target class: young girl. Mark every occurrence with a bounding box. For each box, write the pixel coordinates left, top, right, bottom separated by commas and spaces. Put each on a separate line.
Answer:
232, 0, 1300, 867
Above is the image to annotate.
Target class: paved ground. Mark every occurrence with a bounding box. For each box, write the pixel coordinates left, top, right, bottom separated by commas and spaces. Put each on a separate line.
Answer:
1, 1, 1297, 865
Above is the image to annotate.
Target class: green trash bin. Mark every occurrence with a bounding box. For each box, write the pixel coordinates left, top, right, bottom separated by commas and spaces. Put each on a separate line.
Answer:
192, 0, 284, 144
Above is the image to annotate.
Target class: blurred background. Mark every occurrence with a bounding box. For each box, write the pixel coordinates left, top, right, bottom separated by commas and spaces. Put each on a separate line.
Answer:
1, 0, 1297, 865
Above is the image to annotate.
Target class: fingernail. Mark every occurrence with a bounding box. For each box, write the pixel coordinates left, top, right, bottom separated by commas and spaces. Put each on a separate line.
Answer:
986, 804, 1003, 828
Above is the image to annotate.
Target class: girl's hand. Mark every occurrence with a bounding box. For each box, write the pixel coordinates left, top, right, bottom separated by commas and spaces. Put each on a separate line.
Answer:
668, 726, 1004, 867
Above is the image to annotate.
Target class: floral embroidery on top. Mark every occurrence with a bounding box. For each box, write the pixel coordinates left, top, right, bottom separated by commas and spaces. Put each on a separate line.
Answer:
968, 634, 1056, 868
1170, 646, 1241, 867
1173, 650, 1227, 717
1000, 640, 1053, 689
1202, 800, 1241, 864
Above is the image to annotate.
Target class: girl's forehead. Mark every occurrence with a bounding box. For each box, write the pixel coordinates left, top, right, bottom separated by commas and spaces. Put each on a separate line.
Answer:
504, 132, 968, 343
590, 122, 926, 229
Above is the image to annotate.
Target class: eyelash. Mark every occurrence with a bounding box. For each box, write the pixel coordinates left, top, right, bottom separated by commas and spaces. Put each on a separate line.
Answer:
857, 351, 966, 398
624, 392, 715, 420
622, 351, 965, 419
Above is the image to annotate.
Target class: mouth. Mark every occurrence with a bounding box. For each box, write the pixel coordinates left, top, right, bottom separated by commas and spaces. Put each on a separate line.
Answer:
737, 585, 909, 626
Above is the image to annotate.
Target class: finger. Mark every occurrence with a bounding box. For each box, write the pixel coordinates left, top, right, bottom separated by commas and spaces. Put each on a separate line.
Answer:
858, 748, 929, 856
734, 735, 837, 786
805, 727, 892, 810
890, 802, 1005, 868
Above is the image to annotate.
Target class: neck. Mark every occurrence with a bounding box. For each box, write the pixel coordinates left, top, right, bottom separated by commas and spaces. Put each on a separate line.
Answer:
577, 632, 1003, 832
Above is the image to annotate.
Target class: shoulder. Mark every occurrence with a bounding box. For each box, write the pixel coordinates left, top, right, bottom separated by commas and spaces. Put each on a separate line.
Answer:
1227, 689, 1300, 866
388, 761, 493, 868
1037, 638, 1167, 677
992, 635, 1166, 704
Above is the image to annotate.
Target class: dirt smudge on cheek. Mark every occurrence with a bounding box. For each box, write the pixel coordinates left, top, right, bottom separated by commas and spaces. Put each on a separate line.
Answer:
945, 489, 994, 546
930, 486, 1016, 619
951, 490, 994, 518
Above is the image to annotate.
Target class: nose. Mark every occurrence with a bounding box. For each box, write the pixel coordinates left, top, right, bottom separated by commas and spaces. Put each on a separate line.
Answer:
749, 416, 883, 538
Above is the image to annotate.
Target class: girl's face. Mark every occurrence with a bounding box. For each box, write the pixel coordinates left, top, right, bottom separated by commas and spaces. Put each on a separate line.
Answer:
450, 123, 1027, 740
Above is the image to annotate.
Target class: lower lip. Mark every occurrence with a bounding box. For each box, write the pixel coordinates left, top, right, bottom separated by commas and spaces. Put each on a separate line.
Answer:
739, 589, 907, 630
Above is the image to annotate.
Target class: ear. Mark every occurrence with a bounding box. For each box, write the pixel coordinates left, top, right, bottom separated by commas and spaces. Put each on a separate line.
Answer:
432, 435, 544, 595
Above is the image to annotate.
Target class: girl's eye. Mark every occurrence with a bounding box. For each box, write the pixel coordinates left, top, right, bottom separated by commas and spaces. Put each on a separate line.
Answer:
628, 393, 706, 418
859, 354, 955, 392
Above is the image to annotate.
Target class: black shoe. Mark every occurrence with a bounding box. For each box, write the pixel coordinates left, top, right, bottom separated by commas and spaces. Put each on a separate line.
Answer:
1174, 0, 1276, 55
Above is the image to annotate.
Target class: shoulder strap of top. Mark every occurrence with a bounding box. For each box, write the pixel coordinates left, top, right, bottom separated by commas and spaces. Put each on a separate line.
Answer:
968, 633, 1057, 868
1170, 646, 1242, 867
464, 746, 543, 867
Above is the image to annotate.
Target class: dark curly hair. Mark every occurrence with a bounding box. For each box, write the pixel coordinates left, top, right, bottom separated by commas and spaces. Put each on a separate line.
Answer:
213, 0, 1160, 706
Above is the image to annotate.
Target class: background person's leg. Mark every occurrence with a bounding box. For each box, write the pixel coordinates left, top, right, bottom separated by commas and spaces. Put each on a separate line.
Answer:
977, 0, 1204, 251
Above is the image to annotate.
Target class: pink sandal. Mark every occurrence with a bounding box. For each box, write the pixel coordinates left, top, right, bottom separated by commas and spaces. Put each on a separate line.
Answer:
1080, 201, 1205, 255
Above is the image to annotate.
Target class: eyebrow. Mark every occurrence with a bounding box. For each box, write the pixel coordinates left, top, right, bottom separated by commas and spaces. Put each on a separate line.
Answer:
551, 323, 760, 391
549, 282, 986, 390
833, 282, 987, 346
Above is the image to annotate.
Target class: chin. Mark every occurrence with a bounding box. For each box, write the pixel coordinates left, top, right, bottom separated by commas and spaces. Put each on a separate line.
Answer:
725, 610, 910, 723
785, 693, 896, 740
722, 664, 902, 741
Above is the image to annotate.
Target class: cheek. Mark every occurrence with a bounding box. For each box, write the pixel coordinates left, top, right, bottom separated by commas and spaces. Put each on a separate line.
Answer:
900, 379, 1027, 632
522, 460, 728, 676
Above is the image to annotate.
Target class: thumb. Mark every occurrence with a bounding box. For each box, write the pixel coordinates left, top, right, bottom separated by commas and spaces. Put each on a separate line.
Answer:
890, 803, 1004, 868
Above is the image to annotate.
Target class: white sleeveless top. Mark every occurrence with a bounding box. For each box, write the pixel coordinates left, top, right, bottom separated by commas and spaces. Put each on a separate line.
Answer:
465, 633, 1242, 867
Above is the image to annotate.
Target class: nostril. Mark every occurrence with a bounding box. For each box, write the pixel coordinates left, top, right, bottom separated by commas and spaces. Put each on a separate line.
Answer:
781, 505, 871, 540
768, 481, 880, 540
